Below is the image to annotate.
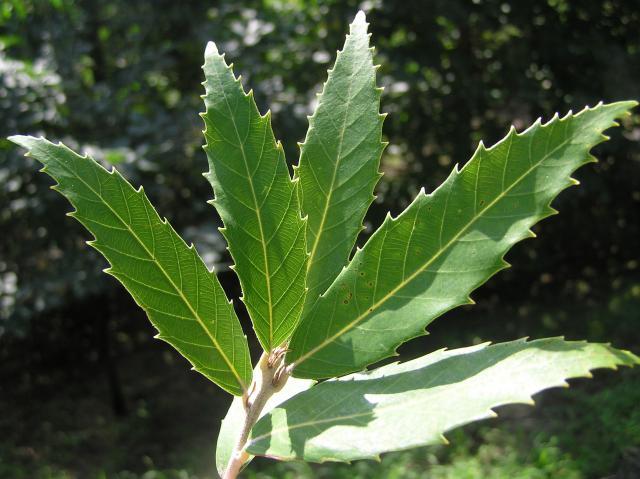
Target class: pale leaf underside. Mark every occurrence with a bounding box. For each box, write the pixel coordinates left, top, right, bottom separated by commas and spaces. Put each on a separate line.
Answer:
288, 101, 637, 379
248, 338, 640, 462
9, 136, 252, 396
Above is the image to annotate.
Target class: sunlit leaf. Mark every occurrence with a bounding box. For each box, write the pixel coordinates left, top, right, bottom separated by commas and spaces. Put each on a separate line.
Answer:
296, 11, 385, 310
202, 43, 308, 351
288, 101, 637, 379
249, 338, 640, 461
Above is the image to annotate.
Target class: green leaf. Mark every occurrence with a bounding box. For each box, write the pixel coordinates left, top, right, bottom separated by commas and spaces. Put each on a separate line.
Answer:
9, 136, 252, 396
202, 42, 308, 351
216, 372, 314, 477
288, 101, 637, 379
248, 337, 640, 462
297, 11, 385, 307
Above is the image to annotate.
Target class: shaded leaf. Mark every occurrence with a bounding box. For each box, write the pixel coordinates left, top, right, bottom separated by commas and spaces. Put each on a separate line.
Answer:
248, 338, 639, 462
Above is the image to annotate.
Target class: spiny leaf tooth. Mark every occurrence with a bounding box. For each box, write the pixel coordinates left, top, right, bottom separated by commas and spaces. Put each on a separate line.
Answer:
546, 112, 561, 127
474, 139, 487, 155
486, 409, 500, 418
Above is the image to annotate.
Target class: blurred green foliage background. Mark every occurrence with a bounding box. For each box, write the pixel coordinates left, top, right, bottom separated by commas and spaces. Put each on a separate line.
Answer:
1, 0, 639, 477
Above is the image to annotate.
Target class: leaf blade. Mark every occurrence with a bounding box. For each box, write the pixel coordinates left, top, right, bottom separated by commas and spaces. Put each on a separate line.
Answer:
297, 11, 385, 307
9, 135, 252, 395
288, 101, 637, 378
248, 338, 640, 462
201, 43, 308, 351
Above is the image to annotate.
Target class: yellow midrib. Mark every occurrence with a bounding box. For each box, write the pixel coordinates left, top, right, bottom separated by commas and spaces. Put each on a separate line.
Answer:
304, 55, 357, 298
57, 158, 246, 392
294, 120, 573, 367
214, 70, 276, 350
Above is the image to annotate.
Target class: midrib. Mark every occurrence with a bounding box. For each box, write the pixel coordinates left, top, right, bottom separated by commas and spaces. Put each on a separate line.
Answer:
304, 60, 357, 299
294, 122, 570, 367
58, 161, 246, 391
215, 74, 275, 350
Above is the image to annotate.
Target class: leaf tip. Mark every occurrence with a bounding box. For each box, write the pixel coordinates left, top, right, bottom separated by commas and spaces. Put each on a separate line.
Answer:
205, 41, 219, 58
353, 10, 367, 25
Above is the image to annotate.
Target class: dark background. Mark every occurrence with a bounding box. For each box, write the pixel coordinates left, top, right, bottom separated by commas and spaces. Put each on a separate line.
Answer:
1, 1, 639, 478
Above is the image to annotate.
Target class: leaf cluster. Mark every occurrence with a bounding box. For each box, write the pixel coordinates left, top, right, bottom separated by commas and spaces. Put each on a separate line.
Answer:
9, 10, 639, 477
